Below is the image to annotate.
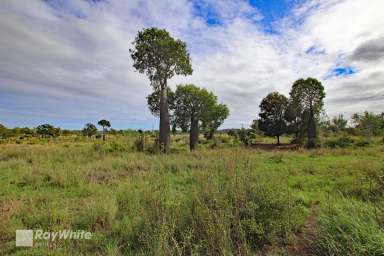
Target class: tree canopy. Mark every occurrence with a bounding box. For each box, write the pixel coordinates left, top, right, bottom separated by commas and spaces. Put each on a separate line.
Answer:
352, 111, 384, 136
98, 119, 111, 141
83, 123, 97, 138
173, 84, 227, 150
258, 92, 289, 144
202, 103, 229, 140
130, 27, 192, 88
289, 78, 325, 147
36, 124, 60, 138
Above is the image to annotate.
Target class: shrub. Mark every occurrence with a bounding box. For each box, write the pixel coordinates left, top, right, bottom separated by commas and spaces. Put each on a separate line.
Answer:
355, 139, 371, 147
325, 136, 354, 148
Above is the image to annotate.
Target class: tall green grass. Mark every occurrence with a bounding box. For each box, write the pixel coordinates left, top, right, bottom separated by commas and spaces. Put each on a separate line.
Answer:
0, 135, 383, 255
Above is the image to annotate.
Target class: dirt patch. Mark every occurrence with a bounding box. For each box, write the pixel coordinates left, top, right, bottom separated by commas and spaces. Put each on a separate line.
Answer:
286, 206, 318, 256
86, 168, 114, 184
258, 206, 318, 256
0, 199, 21, 220
0, 199, 22, 248
86, 167, 130, 184
251, 143, 300, 151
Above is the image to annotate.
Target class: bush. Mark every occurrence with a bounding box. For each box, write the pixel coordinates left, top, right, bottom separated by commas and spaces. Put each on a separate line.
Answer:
355, 139, 371, 147
325, 136, 354, 148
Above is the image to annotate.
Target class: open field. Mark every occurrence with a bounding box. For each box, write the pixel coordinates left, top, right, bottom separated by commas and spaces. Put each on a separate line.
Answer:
1, 135, 383, 255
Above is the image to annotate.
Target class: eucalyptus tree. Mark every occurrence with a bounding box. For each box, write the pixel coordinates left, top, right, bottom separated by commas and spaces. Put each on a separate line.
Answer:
289, 78, 325, 148
130, 28, 192, 153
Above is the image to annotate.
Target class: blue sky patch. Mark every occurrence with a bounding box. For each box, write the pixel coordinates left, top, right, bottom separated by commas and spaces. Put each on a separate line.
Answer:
249, 0, 305, 32
192, 0, 305, 31
192, 1, 223, 26
326, 66, 357, 79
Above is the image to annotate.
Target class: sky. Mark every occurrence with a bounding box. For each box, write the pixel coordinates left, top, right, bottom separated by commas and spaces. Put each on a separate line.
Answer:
0, 0, 384, 130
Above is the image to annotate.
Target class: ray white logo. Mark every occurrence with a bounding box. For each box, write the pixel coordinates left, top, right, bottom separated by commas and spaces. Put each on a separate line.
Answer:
16, 229, 92, 247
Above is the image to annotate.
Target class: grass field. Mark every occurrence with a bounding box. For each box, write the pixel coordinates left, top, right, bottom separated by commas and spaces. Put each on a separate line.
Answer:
1, 134, 384, 255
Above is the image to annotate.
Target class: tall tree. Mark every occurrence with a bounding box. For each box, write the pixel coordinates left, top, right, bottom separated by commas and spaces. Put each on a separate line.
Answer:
202, 103, 229, 140
83, 123, 97, 138
258, 92, 289, 145
289, 78, 325, 148
97, 119, 111, 141
130, 28, 193, 153
173, 84, 218, 150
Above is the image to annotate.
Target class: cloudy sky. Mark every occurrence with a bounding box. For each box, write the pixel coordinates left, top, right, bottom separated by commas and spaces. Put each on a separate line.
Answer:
1, 0, 383, 129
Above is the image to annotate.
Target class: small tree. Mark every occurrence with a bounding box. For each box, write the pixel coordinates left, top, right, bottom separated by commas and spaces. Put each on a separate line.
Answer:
352, 111, 384, 136
134, 129, 145, 151
130, 27, 193, 153
36, 124, 60, 138
238, 128, 255, 146
0, 124, 9, 139
258, 92, 289, 145
173, 84, 218, 150
202, 103, 229, 140
82, 123, 97, 138
289, 78, 325, 148
331, 114, 348, 132
97, 120, 111, 141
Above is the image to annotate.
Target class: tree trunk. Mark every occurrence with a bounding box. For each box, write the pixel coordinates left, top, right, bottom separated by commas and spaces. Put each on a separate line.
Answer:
277, 135, 280, 145
307, 107, 316, 148
190, 116, 199, 151
159, 82, 171, 153
102, 127, 105, 141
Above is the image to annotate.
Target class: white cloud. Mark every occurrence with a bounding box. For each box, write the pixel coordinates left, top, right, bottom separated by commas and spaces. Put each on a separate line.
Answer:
0, 0, 383, 129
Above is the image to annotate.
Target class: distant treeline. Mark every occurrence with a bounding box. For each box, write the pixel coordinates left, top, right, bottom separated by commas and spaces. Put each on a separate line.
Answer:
2, 27, 383, 152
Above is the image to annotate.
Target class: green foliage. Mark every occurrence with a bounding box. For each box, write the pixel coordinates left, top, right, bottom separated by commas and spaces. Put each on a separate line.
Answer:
325, 136, 354, 148
130, 27, 192, 87
82, 123, 97, 138
36, 124, 60, 138
172, 84, 229, 150
290, 78, 326, 115
331, 114, 348, 132
97, 120, 111, 129
258, 92, 289, 144
146, 87, 175, 117
202, 103, 229, 140
238, 128, 255, 145
173, 84, 217, 122
289, 78, 326, 148
0, 123, 9, 139
98, 120, 111, 141
315, 199, 384, 255
352, 111, 384, 136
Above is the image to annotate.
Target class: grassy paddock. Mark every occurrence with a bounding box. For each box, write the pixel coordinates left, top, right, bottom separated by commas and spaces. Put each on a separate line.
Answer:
0, 135, 383, 255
